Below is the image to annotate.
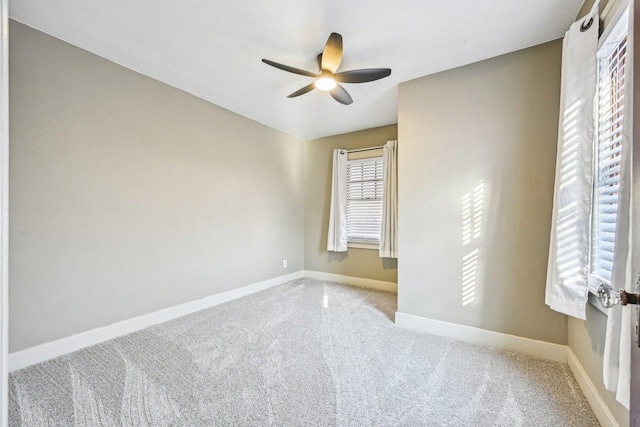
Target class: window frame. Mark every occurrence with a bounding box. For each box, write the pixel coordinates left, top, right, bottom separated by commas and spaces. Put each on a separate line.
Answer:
587, 6, 629, 311
345, 152, 384, 250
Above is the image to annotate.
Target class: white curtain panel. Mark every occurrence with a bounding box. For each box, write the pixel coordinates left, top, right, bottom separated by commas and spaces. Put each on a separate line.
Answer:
603, 2, 633, 409
545, 2, 599, 320
380, 140, 398, 258
327, 149, 348, 252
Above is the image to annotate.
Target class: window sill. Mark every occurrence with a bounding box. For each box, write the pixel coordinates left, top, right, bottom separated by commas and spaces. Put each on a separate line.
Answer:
588, 291, 608, 315
348, 241, 379, 250
588, 274, 609, 315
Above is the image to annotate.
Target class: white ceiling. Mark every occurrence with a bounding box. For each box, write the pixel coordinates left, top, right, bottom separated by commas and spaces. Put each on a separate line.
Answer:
10, 0, 584, 140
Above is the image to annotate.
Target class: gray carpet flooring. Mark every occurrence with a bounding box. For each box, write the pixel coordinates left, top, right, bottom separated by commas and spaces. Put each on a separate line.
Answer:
9, 278, 599, 426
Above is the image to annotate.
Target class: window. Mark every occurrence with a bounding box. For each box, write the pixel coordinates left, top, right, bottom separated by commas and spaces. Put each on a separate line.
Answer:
346, 156, 383, 247
589, 13, 628, 292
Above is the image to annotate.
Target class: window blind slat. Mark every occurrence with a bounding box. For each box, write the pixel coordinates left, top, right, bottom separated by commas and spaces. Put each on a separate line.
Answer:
596, 212, 618, 223
598, 120, 624, 140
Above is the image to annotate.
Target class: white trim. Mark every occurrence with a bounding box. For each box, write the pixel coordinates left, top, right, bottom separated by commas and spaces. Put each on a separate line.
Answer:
394, 311, 567, 363
5, 272, 620, 426
347, 241, 378, 250
9, 270, 304, 372
303, 270, 397, 293
599, 0, 630, 50
567, 348, 620, 427
394, 312, 620, 424
588, 289, 608, 315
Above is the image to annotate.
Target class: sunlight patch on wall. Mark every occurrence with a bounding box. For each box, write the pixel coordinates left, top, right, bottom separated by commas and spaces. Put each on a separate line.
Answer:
462, 193, 472, 245
462, 249, 479, 306
462, 182, 484, 245
473, 183, 484, 239
461, 181, 484, 306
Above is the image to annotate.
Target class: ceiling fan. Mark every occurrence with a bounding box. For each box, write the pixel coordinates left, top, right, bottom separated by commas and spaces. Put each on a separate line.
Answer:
262, 33, 391, 105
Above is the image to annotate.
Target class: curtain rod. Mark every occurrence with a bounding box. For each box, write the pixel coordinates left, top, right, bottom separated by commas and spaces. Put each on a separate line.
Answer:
582, 0, 623, 34
347, 145, 384, 154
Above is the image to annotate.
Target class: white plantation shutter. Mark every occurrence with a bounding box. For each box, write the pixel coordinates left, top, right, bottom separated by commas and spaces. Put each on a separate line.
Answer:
591, 33, 627, 284
346, 157, 383, 242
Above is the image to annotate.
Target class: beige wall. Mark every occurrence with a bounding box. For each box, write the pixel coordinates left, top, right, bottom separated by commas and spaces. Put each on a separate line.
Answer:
304, 126, 398, 282
9, 21, 304, 352
569, 306, 630, 426
397, 40, 567, 344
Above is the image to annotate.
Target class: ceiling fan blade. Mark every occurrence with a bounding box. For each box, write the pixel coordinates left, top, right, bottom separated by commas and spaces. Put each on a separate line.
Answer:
316, 53, 323, 73
330, 83, 353, 105
335, 68, 392, 83
261, 59, 319, 78
287, 83, 316, 98
321, 33, 343, 73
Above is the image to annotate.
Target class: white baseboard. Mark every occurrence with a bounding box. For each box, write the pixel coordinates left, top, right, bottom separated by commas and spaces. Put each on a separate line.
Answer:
7, 273, 620, 427
303, 270, 397, 293
395, 312, 620, 425
394, 311, 567, 363
9, 270, 304, 372
567, 348, 620, 427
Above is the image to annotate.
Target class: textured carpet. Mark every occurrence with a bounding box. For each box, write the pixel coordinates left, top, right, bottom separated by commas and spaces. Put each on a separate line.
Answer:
9, 278, 599, 426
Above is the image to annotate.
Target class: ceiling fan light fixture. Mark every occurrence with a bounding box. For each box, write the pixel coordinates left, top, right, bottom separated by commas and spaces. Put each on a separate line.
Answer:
262, 32, 391, 105
315, 77, 336, 91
